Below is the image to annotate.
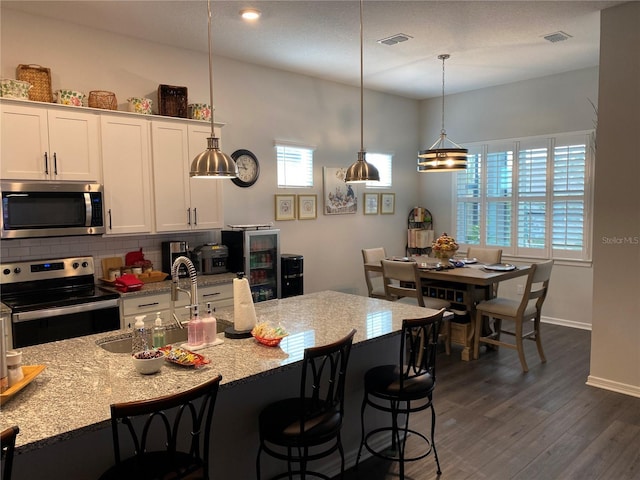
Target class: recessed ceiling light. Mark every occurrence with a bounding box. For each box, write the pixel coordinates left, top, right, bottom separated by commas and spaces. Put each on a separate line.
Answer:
240, 8, 261, 21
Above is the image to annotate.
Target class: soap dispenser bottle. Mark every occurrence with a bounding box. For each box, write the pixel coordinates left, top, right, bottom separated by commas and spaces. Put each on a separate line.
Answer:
187, 305, 203, 348
202, 302, 217, 345
152, 312, 166, 348
132, 315, 148, 353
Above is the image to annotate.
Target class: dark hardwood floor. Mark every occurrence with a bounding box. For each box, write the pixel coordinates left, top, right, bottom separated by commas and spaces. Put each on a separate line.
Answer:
337, 324, 640, 480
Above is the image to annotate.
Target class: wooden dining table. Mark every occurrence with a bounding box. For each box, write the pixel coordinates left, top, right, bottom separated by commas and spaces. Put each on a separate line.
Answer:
365, 256, 531, 360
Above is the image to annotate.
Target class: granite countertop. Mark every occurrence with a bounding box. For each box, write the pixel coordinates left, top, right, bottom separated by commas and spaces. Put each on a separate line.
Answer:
99, 272, 236, 297
0, 291, 438, 452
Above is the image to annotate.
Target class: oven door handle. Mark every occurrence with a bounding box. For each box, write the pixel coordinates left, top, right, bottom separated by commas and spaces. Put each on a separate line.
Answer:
12, 298, 119, 323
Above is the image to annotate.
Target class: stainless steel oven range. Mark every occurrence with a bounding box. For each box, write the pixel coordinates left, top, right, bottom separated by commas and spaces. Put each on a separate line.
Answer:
1, 256, 120, 349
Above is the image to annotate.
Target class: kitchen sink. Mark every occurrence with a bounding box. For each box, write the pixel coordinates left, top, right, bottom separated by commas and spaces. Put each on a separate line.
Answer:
97, 321, 229, 353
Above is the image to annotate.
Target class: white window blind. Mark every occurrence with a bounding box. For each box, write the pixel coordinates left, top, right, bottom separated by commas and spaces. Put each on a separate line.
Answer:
365, 153, 392, 188
454, 132, 592, 260
276, 143, 314, 188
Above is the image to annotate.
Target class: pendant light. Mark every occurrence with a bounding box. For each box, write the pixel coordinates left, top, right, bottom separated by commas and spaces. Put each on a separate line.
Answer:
345, 0, 380, 184
417, 54, 467, 172
190, 0, 238, 178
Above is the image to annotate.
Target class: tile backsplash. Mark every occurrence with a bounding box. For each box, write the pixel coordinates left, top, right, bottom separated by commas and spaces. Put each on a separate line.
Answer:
0, 231, 217, 279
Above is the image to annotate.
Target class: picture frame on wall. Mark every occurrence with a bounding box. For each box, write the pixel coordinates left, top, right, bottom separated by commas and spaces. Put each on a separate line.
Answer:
297, 194, 317, 220
323, 167, 358, 215
364, 193, 379, 215
380, 193, 395, 215
275, 194, 296, 220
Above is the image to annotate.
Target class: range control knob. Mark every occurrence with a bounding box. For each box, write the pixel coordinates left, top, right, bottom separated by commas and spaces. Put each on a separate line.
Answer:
13, 267, 21, 274
73, 262, 80, 269
82, 261, 89, 268
3, 268, 10, 275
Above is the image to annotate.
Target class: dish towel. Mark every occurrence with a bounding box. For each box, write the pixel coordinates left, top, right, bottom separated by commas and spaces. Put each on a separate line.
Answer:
233, 277, 257, 332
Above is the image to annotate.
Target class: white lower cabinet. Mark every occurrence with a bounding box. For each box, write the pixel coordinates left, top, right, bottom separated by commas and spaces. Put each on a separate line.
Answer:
120, 282, 233, 330
151, 121, 224, 232
101, 115, 153, 235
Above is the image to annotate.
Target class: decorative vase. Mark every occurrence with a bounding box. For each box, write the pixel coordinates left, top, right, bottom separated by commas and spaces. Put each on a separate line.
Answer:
435, 249, 457, 266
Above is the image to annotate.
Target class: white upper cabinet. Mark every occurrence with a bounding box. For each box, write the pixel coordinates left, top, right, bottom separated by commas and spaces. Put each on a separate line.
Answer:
151, 120, 224, 232
1, 100, 101, 181
101, 115, 153, 235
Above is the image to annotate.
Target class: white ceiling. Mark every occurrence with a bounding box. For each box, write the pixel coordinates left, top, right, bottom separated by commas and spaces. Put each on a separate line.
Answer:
3, 1, 624, 99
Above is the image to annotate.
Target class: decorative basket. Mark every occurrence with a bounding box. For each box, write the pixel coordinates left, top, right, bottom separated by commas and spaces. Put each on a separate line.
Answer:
253, 335, 287, 347
158, 84, 188, 118
16, 64, 52, 102
88, 90, 118, 110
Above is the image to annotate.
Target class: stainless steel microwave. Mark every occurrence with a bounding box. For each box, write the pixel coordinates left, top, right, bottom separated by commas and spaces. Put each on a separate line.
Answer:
1, 181, 105, 239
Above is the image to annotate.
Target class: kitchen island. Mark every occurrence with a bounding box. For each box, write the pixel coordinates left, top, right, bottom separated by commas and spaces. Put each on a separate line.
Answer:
0, 291, 443, 479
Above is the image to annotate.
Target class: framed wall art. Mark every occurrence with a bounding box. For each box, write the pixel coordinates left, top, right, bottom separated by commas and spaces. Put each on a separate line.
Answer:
380, 193, 395, 215
364, 193, 379, 215
274, 194, 296, 221
323, 167, 357, 215
297, 194, 317, 220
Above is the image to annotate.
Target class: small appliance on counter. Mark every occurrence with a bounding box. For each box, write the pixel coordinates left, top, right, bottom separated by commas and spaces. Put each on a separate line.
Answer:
192, 243, 229, 275
162, 241, 190, 278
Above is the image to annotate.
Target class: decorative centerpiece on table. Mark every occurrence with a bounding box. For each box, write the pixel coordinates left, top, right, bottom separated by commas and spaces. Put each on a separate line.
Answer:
432, 232, 459, 266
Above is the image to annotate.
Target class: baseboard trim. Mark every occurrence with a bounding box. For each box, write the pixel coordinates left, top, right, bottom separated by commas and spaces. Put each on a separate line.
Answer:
542, 315, 591, 331
586, 375, 640, 398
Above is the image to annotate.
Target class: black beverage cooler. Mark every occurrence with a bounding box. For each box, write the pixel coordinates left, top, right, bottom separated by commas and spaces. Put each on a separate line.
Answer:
281, 254, 303, 298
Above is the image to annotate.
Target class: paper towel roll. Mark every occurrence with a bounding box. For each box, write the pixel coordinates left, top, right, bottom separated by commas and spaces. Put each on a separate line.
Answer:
233, 277, 257, 332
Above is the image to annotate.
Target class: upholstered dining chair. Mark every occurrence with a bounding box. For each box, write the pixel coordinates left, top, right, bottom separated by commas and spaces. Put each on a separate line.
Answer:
473, 260, 553, 372
466, 247, 503, 299
256, 329, 357, 480
356, 309, 446, 479
99, 374, 222, 480
1, 425, 19, 480
362, 247, 387, 299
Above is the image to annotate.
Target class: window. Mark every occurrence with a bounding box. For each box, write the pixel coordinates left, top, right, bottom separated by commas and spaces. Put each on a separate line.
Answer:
365, 152, 392, 188
455, 131, 592, 260
276, 142, 314, 188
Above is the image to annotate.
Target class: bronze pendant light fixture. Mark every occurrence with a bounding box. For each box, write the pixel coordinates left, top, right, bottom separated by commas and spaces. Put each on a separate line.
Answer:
190, 0, 238, 178
345, 0, 380, 184
417, 54, 468, 172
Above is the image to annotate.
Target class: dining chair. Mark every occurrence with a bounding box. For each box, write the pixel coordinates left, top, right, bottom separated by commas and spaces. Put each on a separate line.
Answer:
473, 260, 553, 372
467, 247, 503, 299
356, 309, 445, 479
362, 248, 387, 299
381, 259, 451, 354
98, 374, 222, 480
256, 329, 357, 480
1, 425, 19, 480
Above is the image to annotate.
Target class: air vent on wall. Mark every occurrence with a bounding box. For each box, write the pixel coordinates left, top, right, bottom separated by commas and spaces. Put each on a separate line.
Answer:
543, 31, 572, 43
377, 33, 413, 46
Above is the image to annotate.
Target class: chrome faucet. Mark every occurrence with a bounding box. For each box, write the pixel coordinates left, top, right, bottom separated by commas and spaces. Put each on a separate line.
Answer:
170, 256, 199, 329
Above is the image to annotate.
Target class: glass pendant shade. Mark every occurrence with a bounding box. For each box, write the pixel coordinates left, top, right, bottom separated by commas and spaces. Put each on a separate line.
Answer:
345, 151, 380, 183
189, 0, 237, 179
190, 137, 237, 178
345, 0, 380, 184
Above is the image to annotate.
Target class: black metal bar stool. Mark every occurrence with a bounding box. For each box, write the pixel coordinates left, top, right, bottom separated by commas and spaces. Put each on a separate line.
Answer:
356, 309, 445, 478
1, 425, 20, 480
256, 329, 357, 480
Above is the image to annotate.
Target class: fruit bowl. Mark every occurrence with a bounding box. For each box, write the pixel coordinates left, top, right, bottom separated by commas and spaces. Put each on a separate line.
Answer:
132, 349, 166, 374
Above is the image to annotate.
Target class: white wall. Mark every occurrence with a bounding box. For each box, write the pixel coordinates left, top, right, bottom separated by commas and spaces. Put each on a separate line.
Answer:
588, 1, 640, 398
0, 8, 420, 294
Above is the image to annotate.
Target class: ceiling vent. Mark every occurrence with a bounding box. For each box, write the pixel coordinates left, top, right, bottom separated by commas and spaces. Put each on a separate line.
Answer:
543, 31, 572, 43
377, 33, 412, 46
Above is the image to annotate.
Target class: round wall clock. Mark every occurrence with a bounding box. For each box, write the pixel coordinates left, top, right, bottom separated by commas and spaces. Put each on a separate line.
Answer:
231, 149, 260, 187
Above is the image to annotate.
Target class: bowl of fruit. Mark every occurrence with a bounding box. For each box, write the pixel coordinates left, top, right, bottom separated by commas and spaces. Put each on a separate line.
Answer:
132, 349, 166, 374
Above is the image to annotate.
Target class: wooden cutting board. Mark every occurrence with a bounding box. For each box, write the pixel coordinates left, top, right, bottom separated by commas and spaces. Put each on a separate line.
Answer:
101, 257, 123, 277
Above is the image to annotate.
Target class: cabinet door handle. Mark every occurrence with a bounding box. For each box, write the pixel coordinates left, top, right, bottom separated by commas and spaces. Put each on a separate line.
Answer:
108, 209, 112, 230
187, 208, 191, 225
137, 301, 160, 308
202, 292, 221, 298
193, 207, 198, 226
44, 152, 49, 174
53, 153, 58, 175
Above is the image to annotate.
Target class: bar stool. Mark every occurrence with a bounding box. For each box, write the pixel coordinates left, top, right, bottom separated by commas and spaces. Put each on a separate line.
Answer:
356, 309, 445, 479
1, 425, 19, 480
99, 374, 222, 480
256, 329, 357, 480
